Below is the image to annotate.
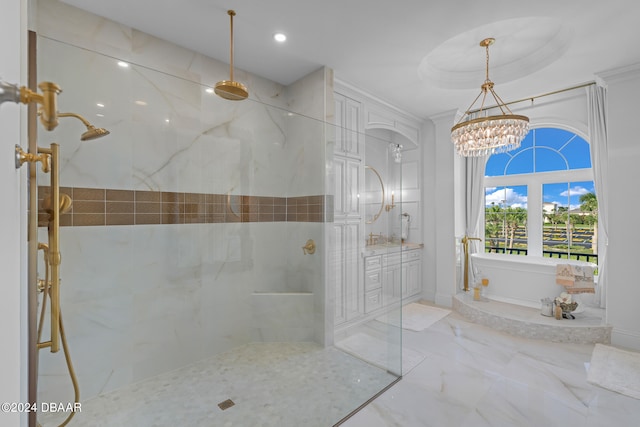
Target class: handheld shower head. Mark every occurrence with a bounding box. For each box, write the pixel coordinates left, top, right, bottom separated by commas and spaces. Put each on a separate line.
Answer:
43, 193, 73, 215
81, 124, 110, 141
57, 112, 110, 141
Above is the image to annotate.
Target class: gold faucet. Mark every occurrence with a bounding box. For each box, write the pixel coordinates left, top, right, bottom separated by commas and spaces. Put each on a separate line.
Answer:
461, 235, 482, 292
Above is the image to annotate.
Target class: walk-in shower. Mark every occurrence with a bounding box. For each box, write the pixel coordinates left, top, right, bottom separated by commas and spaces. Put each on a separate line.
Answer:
20, 25, 402, 426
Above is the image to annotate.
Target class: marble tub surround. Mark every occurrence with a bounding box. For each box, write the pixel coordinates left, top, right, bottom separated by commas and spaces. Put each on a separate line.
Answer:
453, 293, 611, 344
343, 307, 640, 427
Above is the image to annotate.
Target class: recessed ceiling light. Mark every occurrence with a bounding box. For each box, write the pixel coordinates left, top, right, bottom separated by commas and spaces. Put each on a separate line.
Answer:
117, 61, 130, 68
205, 87, 214, 94
135, 100, 147, 106
273, 33, 287, 43
96, 103, 104, 108
165, 118, 170, 123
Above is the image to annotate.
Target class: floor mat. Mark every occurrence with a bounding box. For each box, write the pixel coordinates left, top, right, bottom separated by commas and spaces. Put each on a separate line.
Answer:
587, 343, 640, 400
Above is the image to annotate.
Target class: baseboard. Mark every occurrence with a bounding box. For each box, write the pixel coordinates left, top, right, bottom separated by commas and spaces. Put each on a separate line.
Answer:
611, 328, 640, 351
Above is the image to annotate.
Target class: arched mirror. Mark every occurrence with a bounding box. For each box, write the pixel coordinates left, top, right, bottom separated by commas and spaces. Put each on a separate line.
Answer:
365, 165, 385, 224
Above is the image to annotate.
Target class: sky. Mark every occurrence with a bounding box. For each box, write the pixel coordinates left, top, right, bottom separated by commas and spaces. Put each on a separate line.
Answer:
484, 128, 594, 210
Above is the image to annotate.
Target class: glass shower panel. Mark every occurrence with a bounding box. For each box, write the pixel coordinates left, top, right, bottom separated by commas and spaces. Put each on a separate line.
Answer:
331, 126, 404, 380
33, 35, 400, 427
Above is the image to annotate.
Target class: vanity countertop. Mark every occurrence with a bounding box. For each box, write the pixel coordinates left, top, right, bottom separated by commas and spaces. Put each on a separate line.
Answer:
362, 242, 423, 257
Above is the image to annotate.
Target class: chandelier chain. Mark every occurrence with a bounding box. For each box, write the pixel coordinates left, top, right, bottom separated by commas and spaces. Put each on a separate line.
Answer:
485, 43, 490, 83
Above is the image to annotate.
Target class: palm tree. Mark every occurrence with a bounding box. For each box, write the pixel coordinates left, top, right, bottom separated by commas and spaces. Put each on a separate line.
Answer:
505, 207, 527, 249
485, 203, 504, 250
580, 192, 598, 253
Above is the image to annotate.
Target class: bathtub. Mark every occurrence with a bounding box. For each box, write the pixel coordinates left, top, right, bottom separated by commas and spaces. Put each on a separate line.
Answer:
470, 253, 597, 309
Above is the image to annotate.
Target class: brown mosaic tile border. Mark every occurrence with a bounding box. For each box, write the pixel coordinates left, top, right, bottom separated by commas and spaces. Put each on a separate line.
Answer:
38, 186, 328, 227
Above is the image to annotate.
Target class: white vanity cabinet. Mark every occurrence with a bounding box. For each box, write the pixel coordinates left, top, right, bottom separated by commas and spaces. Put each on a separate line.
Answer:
364, 247, 423, 314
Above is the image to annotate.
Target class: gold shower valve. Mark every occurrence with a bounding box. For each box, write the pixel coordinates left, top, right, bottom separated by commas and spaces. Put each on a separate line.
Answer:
15, 144, 50, 172
302, 239, 316, 255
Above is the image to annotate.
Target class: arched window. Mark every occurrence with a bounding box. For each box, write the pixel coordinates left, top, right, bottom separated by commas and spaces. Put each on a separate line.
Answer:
483, 127, 597, 263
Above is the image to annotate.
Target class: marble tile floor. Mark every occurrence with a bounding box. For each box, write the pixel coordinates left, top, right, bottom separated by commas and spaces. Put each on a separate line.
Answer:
38, 305, 640, 427
342, 304, 640, 427
38, 342, 397, 427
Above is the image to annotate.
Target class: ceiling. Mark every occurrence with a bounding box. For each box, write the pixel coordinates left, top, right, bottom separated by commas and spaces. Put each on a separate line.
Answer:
60, 0, 640, 119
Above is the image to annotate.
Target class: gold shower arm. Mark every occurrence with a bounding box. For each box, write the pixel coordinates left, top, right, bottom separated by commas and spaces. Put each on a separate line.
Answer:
57, 111, 91, 126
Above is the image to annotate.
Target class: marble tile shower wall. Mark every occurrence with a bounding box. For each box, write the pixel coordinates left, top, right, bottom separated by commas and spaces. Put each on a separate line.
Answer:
34, 0, 330, 403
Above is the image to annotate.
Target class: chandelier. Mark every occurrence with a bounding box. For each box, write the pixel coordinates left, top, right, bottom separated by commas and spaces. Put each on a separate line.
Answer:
451, 38, 529, 157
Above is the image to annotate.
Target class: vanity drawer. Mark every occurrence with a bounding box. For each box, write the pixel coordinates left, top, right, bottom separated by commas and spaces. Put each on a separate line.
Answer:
365, 289, 383, 313
383, 253, 402, 266
364, 269, 382, 291
365, 255, 382, 271
403, 249, 421, 261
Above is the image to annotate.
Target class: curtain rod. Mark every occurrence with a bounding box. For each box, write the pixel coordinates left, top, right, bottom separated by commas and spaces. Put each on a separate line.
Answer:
469, 81, 596, 114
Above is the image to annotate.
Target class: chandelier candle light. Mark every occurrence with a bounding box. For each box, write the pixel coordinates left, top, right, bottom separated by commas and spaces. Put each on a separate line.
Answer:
451, 38, 529, 157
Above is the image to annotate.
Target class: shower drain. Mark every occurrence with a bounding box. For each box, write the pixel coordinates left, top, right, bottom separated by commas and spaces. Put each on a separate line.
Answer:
218, 399, 235, 411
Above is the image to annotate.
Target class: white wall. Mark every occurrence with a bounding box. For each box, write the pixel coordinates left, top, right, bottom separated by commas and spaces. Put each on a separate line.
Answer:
600, 64, 640, 350
420, 120, 437, 301
0, 1, 27, 427
428, 110, 458, 307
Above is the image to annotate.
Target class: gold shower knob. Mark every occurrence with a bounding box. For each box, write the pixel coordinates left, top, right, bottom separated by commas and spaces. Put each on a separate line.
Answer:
302, 239, 316, 255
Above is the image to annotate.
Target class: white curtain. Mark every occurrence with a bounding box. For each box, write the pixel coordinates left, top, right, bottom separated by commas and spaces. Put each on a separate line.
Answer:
465, 156, 488, 286
454, 111, 488, 288
586, 84, 609, 309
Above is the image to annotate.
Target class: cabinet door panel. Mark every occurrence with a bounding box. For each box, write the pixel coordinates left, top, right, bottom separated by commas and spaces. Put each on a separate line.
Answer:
383, 264, 401, 306
344, 222, 362, 320
334, 157, 345, 216
333, 224, 347, 325
345, 97, 361, 156
402, 260, 421, 298
345, 159, 361, 217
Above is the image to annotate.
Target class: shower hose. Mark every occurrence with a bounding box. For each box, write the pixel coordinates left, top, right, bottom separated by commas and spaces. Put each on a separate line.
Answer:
36, 250, 80, 427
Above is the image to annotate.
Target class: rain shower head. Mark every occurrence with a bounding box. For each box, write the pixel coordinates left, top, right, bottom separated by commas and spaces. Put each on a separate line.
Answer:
215, 10, 248, 101
57, 112, 110, 141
